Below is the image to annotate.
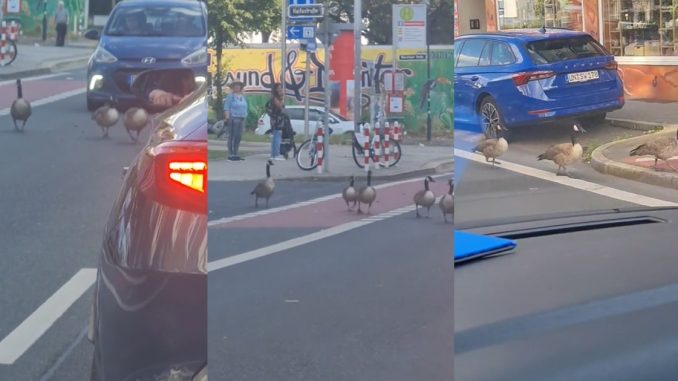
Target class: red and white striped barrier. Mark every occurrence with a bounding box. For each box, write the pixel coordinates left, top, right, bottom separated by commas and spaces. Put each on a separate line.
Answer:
0, 24, 6, 65
393, 121, 401, 141
373, 124, 381, 168
383, 123, 391, 166
362, 123, 370, 171
9, 22, 18, 41
315, 126, 324, 174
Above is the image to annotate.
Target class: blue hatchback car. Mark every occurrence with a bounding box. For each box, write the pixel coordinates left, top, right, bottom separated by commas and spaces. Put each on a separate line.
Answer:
454, 30, 624, 137
85, 0, 208, 111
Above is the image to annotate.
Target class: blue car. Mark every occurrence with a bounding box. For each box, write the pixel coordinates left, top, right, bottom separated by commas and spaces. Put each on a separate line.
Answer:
85, 0, 208, 111
454, 30, 624, 137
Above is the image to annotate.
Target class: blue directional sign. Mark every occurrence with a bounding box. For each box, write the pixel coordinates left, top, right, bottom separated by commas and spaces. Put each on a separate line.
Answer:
287, 25, 315, 40
288, 0, 315, 24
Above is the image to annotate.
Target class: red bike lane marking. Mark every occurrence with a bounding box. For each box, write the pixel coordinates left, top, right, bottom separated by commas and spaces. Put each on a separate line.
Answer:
0, 80, 85, 109
211, 180, 450, 229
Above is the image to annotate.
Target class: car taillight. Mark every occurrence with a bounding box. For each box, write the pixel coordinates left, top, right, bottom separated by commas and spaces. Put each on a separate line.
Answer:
143, 140, 207, 214
512, 71, 555, 86
605, 61, 618, 70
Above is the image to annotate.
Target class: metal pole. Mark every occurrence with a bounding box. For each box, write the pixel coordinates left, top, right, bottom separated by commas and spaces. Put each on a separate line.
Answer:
323, 16, 331, 172
281, 0, 287, 100
304, 49, 311, 137
353, 0, 362, 133
426, 4, 432, 142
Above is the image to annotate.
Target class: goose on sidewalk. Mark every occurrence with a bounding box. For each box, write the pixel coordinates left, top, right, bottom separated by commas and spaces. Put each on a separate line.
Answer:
413, 176, 436, 218
629, 129, 678, 171
537, 123, 586, 176
251, 159, 275, 208
92, 96, 119, 138
10, 78, 32, 132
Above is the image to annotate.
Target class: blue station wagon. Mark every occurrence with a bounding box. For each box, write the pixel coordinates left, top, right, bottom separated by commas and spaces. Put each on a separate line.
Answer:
454, 29, 625, 137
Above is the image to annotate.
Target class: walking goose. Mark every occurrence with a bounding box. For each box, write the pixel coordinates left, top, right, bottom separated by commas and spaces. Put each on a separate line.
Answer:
357, 170, 376, 214
10, 79, 31, 132
92, 96, 119, 138
413, 176, 436, 218
537, 123, 586, 176
473, 124, 508, 166
123, 107, 149, 143
439, 179, 454, 223
342, 175, 358, 211
251, 159, 275, 208
629, 129, 678, 171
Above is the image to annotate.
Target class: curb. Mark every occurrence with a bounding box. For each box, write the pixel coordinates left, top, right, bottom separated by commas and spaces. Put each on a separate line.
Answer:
606, 117, 664, 131
0, 57, 90, 80
590, 125, 678, 191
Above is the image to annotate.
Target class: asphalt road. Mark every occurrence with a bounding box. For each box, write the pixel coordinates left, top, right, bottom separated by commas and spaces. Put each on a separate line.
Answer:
0, 70, 151, 380
207, 176, 454, 380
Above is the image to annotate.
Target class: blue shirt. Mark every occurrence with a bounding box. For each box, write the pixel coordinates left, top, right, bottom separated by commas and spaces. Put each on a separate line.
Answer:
224, 93, 248, 119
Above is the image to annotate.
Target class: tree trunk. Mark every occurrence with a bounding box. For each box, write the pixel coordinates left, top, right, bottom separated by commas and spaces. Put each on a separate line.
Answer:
261, 30, 272, 43
215, 26, 224, 122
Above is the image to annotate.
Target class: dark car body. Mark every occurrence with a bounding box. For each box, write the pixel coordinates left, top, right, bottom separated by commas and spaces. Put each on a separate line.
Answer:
89, 82, 208, 380
454, 30, 624, 135
86, 0, 208, 111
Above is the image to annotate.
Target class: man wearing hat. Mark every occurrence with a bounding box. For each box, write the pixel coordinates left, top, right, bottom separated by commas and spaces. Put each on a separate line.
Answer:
219, 81, 249, 161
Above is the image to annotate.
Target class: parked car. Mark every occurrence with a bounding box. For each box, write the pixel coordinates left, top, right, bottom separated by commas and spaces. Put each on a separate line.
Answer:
454, 29, 624, 137
84, 0, 208, 111
88, 68, 207, 381
254, 105, 355, 136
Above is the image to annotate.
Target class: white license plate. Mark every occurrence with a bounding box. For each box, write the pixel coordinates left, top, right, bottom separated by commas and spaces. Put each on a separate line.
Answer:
567, 70, 599, 83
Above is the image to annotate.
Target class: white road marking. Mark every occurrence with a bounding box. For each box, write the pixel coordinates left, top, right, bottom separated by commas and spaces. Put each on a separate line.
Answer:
454, 148, 678, 207
207, 173, 452, 227
0, 268, 96, 365
208, 205, 416, 272
0, 88, 86, 117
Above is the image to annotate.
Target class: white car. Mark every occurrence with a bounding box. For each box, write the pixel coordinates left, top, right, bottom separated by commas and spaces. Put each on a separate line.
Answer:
255, 106, 355, 136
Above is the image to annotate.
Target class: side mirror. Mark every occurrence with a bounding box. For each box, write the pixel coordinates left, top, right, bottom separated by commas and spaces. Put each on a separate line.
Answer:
130, 68, 198, 110
84, 28, 100, 40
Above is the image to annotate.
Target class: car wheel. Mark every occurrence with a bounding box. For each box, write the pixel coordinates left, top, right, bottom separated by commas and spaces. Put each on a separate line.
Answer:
479, 97, 504, 139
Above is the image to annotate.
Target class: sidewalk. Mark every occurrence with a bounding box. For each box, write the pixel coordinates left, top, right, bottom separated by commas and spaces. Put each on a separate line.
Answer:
208, 139, 453, 182
0, 42, 94, 80
592, 101, 678, 190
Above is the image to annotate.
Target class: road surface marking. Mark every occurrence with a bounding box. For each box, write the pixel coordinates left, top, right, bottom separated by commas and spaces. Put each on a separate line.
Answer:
0, 88, 86, 117
207, 173, 452, 227
0, 73, 68, 86
455, 149, 678, 208
0, 268, 96, 365
208, 205, 416, 272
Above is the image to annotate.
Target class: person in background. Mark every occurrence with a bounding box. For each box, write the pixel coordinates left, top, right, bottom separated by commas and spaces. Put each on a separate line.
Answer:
54, 1, 69, 47
266, 83, 286, 160
221, 81, 248, 161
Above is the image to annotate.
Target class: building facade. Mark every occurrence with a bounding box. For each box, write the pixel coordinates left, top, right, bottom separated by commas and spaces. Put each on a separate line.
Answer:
456, 0, 678, 102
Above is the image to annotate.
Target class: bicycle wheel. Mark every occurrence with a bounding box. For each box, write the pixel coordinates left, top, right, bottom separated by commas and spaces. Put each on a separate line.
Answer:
386, 140, 402, 168
1, 40, 17, 66
296, 139, 318, 171
352, 136, 367, 168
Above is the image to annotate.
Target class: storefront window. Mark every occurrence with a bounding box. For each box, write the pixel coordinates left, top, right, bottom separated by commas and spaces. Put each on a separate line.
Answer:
603, 0, 678, 57
497, 0, 583, 31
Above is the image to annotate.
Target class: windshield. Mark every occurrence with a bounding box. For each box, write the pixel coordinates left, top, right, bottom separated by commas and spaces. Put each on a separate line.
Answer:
526, 36, 607, 64
105, 5, 205, 37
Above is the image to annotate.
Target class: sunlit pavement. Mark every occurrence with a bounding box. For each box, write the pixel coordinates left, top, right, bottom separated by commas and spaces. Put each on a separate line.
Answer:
207, 177, 454, 380
0, 70, 151, 380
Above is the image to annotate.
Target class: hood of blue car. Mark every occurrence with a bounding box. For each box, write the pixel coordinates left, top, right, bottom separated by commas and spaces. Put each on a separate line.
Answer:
100, 36, 204, 61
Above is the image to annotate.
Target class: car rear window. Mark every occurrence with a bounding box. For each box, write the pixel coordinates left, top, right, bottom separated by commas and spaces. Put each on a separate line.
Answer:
525, 36, 607, 64
106, 5, 205, 37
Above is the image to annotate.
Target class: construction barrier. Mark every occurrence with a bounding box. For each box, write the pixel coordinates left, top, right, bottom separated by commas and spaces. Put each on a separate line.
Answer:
383, 123, 391, 166
362, 123, 370, 171
0, 22, 6, 65
315, 126, 324, 174
373, 124, 381, 168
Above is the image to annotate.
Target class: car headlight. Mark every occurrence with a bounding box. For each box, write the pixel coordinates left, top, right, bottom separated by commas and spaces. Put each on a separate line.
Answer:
183, 47, 208, 65
91, 46, 117, 64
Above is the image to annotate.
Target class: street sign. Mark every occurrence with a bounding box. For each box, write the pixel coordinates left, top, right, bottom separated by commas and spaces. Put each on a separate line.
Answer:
287, 25, 315, 40
289, 4, 324, 19
288, 0, 314, 24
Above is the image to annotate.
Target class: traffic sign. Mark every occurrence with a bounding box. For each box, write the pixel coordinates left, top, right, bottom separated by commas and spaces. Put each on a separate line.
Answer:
287, 25, 315, 40
288, 0, 315, 23
289, 4, 324, 19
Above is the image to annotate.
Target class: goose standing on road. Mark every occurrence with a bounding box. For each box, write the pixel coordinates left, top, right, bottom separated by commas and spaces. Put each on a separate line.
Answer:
357, 170, 376, 215
123, 107, 149, 143
537, 123, 586, 176
342, 175, 357, 211
252, 159, 275, 208
629, 129, 678, 171
413, 176, 436, 218
10, 79, 32, 132
473, 124, 508, 166
92, 96, 119, 138
439, 179, 454, 223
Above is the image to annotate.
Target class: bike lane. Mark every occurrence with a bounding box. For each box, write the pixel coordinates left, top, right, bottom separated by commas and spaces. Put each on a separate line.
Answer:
0, 77, 85, 110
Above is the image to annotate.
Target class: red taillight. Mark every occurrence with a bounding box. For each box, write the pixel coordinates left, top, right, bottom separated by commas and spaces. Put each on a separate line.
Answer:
142, 140, 207, 214
512, 71, 555, 86
605, 61, 618, 70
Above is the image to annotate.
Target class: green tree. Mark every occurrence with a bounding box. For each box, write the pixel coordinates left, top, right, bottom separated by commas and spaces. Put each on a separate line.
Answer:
534, 0, 544, 19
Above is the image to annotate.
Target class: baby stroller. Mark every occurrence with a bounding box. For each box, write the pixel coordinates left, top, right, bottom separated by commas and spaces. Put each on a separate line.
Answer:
279, 114, 297, 159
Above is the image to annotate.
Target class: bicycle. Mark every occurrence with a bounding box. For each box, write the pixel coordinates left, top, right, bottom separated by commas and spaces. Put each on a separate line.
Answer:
0, 20, 19, 67
351, 124, 402, 169
295, 126, 331, 171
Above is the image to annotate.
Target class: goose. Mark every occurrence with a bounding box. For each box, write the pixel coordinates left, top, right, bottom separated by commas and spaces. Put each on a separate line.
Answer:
357, 170, 376, 215
251, 159, 275, 208
629, 129, 678, 171
537, 123, 586, 176
439, 179, 454, 223
123, 107, 149, 143
413, 176, 437, 218
92, 96, 119, 138
10, 79, 32, 132
342, 175, 357, 211
473, 124, 508, 166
